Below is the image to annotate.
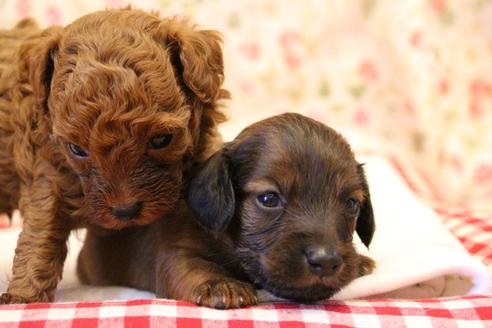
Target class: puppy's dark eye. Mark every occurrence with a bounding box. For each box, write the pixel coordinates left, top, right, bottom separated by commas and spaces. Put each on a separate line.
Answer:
345, 198, 360, 215
149, 134, 173, 149
68, 143, 88, 158
257, 192, 281, 208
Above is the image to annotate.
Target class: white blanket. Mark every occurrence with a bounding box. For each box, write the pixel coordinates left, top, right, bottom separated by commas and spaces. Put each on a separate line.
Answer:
0, 157, 490, 302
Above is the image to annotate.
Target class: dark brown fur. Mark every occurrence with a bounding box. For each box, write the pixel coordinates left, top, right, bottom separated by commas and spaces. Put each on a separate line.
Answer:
0, 8, 227, 304
77, 113, 376, 308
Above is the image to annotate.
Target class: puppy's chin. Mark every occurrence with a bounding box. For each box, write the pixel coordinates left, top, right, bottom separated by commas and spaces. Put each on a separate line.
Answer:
87, 212, 162, 230
84, 199, 179, 229
245, 264, 344, 302
259, 278, 341, 302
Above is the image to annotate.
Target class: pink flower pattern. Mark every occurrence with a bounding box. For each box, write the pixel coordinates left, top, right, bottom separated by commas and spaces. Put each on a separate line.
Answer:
0, 0, 491, 213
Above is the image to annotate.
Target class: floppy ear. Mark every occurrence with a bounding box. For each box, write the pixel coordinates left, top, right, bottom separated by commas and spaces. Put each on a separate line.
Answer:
17, 26, 63, 115
356, 164, 376, 247
155, 18, 225, 104
186, 149, 235, 233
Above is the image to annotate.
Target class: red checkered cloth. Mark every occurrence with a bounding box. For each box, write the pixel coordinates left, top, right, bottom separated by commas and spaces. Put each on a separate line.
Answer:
0, 296, 491, 328
1, 158, 491, 327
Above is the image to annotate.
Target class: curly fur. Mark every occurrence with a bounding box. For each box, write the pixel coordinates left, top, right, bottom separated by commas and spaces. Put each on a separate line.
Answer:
0, 7, 227, 304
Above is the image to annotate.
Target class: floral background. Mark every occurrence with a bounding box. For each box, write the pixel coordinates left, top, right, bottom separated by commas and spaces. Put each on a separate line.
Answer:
1, 0, 491, 214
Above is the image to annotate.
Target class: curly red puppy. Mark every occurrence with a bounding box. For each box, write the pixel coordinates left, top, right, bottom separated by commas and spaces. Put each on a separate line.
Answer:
0, 8, 227, 304
77, 113, 376, 308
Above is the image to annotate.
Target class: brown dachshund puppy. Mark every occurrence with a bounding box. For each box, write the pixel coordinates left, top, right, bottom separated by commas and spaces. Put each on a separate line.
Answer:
0, 8, 227, 304
77, 113, 375, 308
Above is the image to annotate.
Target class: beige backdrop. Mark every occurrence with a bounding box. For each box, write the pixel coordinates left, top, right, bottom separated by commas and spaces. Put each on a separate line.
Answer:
1, 0, 491, 213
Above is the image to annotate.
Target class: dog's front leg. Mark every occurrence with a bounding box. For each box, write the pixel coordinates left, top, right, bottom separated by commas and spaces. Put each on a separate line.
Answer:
156, 249, 258, 309
0, 178, 71, 304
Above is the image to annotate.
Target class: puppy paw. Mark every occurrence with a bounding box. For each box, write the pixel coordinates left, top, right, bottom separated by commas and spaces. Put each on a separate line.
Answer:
358, 255, 376, 277
0, 293, 31, 304
192, 279, 258, 309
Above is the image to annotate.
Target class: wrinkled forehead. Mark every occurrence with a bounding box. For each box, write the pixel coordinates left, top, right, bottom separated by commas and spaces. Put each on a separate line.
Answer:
266, 145, 358, 193
237, 126, 362, 200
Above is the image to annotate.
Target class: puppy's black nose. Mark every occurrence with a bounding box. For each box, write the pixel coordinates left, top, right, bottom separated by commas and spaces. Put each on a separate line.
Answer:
305, 247, 343, 276
111, 203, 142, 220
